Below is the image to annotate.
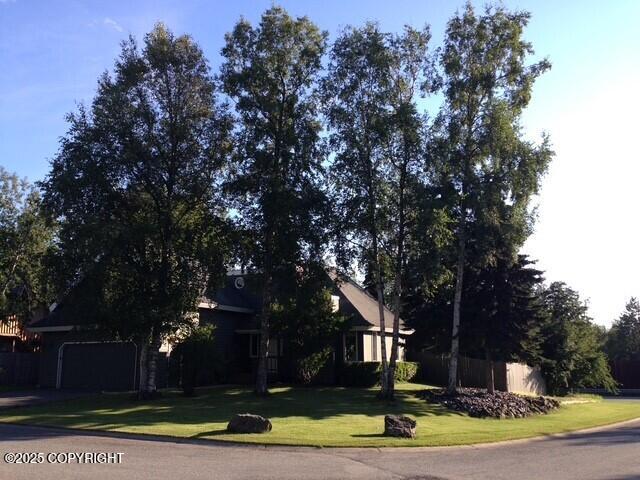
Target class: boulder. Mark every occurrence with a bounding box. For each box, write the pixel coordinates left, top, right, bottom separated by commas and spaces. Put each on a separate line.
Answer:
384, 414, 416, 439
227, 413, 272, 434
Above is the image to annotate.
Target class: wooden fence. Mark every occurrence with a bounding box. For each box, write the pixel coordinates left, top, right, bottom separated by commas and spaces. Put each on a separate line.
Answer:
410, 351, 547, 395
0, 352, 39, 386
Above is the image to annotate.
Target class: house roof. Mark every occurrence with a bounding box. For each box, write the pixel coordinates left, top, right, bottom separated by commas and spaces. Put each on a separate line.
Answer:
328, 270, 407, 331
29, 269, 411, 334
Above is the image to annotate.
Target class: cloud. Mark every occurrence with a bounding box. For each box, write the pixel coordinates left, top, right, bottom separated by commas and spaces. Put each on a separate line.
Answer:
103, 17, 123, 33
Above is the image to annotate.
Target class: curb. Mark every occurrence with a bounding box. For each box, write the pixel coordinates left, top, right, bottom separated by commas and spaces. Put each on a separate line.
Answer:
1, 416, 639, 452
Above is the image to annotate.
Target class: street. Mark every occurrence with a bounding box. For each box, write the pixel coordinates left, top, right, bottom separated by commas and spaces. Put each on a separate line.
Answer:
1, 420, 639, 480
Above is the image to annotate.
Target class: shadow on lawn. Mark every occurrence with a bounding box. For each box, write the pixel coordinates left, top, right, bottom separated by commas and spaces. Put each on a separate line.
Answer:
0, 385, 464, 434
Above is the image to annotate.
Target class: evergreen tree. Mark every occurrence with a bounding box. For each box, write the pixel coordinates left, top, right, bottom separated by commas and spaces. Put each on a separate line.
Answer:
539, 282, 617, 394
606, 298, 640, 360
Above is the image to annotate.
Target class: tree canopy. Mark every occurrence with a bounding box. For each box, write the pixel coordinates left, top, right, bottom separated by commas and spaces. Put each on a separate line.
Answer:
41, 24, 232, 395
220, 6, 329, 394
0, 167, 55, 320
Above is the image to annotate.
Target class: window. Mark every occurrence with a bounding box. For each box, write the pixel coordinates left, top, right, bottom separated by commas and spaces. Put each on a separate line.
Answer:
249, 334, 259, 358
249, 335, 281, 358
331, 295, 340, 313
344, 332, 358, 362
371, 332, 378, 361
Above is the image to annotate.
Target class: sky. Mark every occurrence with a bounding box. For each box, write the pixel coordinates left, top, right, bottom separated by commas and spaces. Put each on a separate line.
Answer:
1, 0, 638, 326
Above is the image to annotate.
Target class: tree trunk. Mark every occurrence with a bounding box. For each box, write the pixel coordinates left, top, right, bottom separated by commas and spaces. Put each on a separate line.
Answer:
387, 153, 407, 401
484, 346, 495, 394
137, 339, 148, 397
387, 275, 402, 400
447, 228, 466, 393
255, 273, 272, 396
137, 329, 162, 399
146, 330, 162, 393
375, 271, 389, 397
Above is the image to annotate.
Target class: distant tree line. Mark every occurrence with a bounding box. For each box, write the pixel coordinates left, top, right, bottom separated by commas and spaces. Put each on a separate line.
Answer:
0, 3, 628, 398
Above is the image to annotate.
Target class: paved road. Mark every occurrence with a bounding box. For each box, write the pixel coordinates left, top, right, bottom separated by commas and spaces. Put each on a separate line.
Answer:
0, 420, 639, 480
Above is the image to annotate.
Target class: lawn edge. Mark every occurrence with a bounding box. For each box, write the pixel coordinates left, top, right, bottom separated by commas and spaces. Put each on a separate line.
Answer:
2, 414, 639, 450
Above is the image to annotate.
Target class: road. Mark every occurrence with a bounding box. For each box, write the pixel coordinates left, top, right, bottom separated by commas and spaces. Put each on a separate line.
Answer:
0, 420, 639, 480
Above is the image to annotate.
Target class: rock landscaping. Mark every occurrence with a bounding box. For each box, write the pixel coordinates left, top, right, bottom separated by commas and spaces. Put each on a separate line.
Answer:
384, 414, 417, 438
418, 388, 560, 419
227, 413, 273, 433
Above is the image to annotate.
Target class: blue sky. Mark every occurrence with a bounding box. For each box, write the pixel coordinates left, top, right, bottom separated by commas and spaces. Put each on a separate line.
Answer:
1, 0, 639, 325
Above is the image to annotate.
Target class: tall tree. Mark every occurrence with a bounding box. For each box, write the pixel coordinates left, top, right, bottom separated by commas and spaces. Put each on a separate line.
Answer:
606, 298, 640, 361
432, 3, 552, 392
539, 282, 617, 394
0, 168, 55, 319
220, 7, 328, 395
42, 25, 232, 397
323, 23, 434, 398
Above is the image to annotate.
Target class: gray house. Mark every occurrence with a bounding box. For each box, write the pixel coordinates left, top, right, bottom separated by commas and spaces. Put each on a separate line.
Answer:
28, 270, 413, 390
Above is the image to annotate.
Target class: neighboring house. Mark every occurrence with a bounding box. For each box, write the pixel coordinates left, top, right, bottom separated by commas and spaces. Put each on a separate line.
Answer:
27, 270, 413, 391
0, 315, 39, 352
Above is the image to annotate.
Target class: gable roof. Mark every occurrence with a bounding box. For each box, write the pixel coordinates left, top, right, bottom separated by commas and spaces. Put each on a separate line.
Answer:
328, 269, 408, 331
29, 269, 412, 334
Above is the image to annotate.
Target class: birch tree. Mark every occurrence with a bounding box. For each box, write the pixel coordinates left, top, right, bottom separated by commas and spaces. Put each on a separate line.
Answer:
42, 25, 232, 398
433, 3, 552, 392
220, 7, 328, 395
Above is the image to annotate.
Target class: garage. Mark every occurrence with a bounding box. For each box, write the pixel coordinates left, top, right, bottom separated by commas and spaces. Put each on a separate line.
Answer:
58, 342, 137, 391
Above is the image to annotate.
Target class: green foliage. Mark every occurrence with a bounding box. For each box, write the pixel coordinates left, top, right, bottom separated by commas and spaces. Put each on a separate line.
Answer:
41, 24, 232, 366
539, 282, 617, 394
0, 168, 56, 319
220, 7, 329, 393
295, 347, 333, 385
339, 361, 418, 387
172, 325, 218, 396
270, 267, 347, 382
606, 298, 640, 360
220, 7, 328, 274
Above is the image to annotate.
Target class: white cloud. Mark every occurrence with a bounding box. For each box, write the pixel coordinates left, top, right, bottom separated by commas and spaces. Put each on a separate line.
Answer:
103, 17, 123, 33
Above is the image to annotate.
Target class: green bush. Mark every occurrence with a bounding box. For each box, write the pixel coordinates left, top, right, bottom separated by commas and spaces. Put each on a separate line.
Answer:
338, 361, 419, 387
171, 325, 219, 396
295, 347, 333, 384
394, 361, 419, 383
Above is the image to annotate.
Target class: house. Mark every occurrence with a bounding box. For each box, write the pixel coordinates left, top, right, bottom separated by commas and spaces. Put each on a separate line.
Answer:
0, 315, 39, 352
27, 270, 413, 391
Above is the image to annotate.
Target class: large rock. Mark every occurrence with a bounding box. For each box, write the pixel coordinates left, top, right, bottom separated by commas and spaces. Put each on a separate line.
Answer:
227, 413, 272, 434
384, 415, 416, 439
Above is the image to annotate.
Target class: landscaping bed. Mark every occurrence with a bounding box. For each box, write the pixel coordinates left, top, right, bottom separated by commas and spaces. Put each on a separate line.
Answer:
418, 388, 560, 418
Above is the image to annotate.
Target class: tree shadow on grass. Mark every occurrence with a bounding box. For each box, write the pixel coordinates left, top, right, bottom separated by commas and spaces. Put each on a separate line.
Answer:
0, 384, 466, 436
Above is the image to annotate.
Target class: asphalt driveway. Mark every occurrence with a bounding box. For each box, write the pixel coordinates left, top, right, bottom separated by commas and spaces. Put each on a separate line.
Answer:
0, 390, 91, 410
1, 419, 639, 480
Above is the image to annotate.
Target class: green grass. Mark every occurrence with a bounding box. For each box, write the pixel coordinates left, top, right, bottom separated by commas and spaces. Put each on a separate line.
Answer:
0, 383, 638, 447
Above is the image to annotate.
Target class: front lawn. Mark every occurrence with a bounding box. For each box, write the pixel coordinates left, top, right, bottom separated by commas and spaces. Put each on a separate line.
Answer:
0, 383, 638, 447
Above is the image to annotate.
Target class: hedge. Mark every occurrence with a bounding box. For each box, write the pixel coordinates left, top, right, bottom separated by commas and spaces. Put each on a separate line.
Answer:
338, 361, 419, 387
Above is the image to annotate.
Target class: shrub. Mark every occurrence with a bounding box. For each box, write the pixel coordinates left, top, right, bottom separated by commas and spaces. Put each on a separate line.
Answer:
171, 325, 218, 396
295, 347, 333, 384
394, 361, 419, 383
339, 361, 419, 387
